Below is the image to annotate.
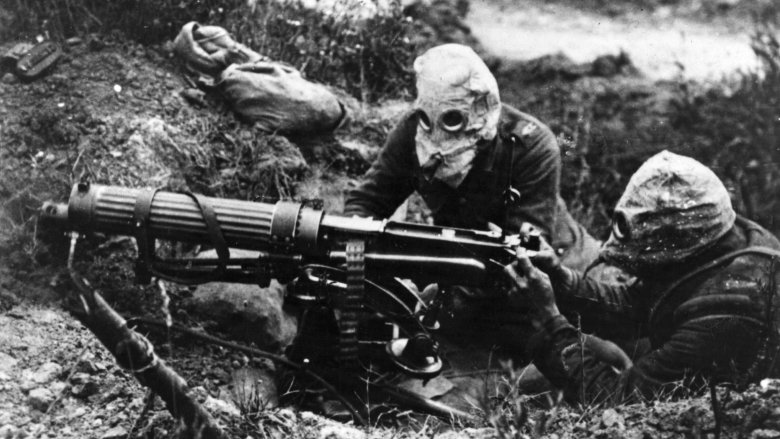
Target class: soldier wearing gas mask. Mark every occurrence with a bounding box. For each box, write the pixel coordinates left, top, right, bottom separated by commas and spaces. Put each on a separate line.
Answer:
505, 151, 780, 403
344, 43, 599, 273
344, 44, 610, 374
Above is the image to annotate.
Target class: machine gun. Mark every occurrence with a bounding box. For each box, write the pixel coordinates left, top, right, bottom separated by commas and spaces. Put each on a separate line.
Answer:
42, 182, 540, 417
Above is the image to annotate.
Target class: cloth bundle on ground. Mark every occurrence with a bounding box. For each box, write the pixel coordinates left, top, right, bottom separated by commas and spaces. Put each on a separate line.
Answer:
174, 22, 345, 135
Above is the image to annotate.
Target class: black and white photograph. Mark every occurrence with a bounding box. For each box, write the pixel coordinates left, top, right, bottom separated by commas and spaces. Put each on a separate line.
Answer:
1, 0, 780, 437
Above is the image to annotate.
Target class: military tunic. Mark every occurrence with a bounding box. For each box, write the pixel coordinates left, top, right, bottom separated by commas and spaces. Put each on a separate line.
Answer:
531, 217, 780, 403
344, 104, 598, 270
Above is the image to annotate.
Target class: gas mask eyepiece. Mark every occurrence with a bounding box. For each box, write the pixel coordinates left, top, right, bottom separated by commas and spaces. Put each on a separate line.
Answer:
611, 210, 631, 242
440, 110, 467, 133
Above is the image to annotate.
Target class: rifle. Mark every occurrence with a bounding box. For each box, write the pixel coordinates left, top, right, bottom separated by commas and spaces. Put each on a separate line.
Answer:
42, 182, 539, 416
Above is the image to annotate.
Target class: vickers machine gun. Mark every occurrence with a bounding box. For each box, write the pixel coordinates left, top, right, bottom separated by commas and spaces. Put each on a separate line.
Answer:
42, 182, 540, 419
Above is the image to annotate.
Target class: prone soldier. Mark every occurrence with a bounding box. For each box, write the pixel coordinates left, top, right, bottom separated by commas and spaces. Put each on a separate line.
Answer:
505, 151, 780, 402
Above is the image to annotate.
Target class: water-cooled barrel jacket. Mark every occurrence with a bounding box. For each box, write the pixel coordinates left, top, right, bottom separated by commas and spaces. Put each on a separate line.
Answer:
531, 216, 780, 404
343, 104, 582, 251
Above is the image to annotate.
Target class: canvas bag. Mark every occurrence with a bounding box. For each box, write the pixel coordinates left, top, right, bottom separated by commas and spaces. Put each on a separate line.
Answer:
173, 22, 265, 77
174, 22, 345, 135
218, 62, 344, 134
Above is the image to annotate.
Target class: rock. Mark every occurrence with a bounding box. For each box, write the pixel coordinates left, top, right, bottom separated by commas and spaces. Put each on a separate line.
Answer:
230, 366, 278, 410
27, 388, 55, 411
318, 424, 366, 439
601, 408, 625, 429
31, 362, 62, 384
71, 381, 100, 398
26, 423, 44, 437
0, 372, 10, 381
0, 353, 17, 373
185, 257, 297, 350
1, 73, 17, 85
180, 88, 206, 107
20, 378, 37, 393
752, 430, 780, 439
68, 407, 87, 419
49, 381, 67, 394
0, 425, 19, 439
760, 379, 780, 396
101, 426, 127, 439
70, 372, 92, 384
75, 358, 106, 374
203, 396, 241, 418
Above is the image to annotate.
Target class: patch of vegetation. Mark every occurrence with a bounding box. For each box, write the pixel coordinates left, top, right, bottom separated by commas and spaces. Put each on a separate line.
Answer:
499, 26, 780, 239
3, 0, 425, 101
667, 27, 780, 234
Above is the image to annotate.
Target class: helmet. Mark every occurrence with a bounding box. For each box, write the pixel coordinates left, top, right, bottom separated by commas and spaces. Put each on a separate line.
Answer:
601, 150, 736, 273
413, 44, 501, 188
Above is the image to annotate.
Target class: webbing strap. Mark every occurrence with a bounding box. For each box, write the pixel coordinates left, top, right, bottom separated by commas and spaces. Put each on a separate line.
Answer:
132, 189, 230, 284
134, 188, 159, 284
189, 192, 230, 277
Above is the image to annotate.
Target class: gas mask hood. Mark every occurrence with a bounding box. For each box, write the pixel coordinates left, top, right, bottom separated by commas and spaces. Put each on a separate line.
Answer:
600, 151, 736, 274
413, 44, 501, 188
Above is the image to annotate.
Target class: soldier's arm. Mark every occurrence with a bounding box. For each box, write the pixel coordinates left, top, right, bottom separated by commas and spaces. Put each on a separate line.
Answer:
549, 265, 636, 315
343, 114, 417, 218
530, 301, 764, 404
503, 119, 561, 238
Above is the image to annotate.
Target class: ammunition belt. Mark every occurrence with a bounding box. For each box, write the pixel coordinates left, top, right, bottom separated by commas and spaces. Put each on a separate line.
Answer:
339, 240, 365, 367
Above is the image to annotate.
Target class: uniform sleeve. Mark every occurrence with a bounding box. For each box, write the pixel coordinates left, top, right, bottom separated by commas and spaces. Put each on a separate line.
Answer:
342, 115, 417, 218
503, 121, 561, 238
553, 266, 637, 316
531, 300, 764, 404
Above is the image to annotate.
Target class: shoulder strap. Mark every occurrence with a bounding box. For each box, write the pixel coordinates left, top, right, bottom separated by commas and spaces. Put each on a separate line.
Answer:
497, 116, 522, 232
649, 246, 780, 322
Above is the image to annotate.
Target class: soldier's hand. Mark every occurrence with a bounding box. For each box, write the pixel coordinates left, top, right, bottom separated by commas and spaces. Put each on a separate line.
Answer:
528, 235, 561, 274
504, 246, 561, 322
